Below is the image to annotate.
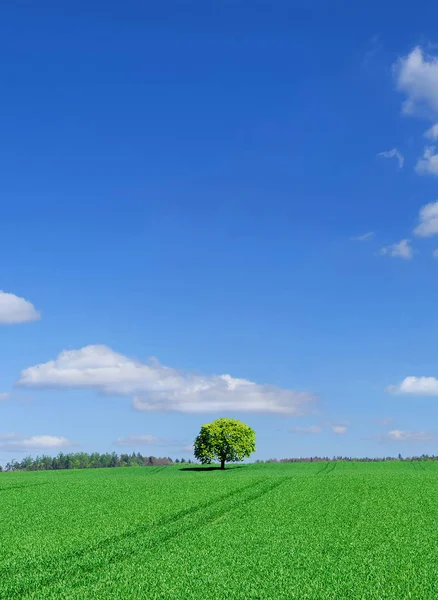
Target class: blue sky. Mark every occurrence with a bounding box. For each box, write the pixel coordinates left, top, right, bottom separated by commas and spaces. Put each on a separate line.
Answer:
2, 1, 438, 463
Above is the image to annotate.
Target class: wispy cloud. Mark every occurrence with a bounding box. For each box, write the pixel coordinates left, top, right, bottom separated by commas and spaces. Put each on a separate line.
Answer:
114, 434, 170, 447
378, 149, 404, 168
332, 425, 347, 435
351, 232, 375, 242
384, 430, 435, 442
380, 239, 413, 260
0, 291, 40, 325
0, 434, 73, 452
375, 417, 394, 427
363, 35, 383, 69
17, 345, 317, 416
0, 392, 10, 401
291, 423, 348, 435
291, 425, 322, 434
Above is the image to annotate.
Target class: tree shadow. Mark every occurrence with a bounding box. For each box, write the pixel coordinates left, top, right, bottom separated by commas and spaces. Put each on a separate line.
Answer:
179, 465, 245, 472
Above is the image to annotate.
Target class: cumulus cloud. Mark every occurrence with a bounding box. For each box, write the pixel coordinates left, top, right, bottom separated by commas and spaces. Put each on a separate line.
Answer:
0, 434, 72, 451
414, 200, 438, 236
114, 434, 169, 447
395, 46, 438, 117
380, 239, 413, 260
17, 345, 316, 415
291, 425, 322, 434
350, 232, 375, 241
332, 425, 347, 434
387, 376, 438, 396
425, 123, 438, 140
0, 291, 40, 324
394, 48, 438, 176
378, 149, 404, 168
415, 146, 438, 176
384, 430, 435, 442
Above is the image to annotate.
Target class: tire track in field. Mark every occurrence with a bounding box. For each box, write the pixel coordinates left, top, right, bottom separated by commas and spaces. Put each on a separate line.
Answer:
2, 478, 286, 598
0, 482, 49, 493
148, 466, 167, 475
316, 462, 337, 475
326, 461, 337, 475
315, 462, 331, 475
1, 480, 264, 582
412, 461, 426, 471
15, 479, 286, 598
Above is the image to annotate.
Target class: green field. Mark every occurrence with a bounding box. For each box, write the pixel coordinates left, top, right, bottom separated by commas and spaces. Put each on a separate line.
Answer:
1, 461, 437, 599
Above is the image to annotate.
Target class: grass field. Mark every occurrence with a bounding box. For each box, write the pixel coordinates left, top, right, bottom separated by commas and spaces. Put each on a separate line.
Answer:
1, 461, 437, 599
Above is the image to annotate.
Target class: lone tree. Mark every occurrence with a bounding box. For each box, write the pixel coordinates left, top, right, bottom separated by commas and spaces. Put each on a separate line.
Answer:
193, 418, 256, 469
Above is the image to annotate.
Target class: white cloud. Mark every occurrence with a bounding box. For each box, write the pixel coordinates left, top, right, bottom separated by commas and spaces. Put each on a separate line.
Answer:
380, 239, 413, 260
415, 146, 438, 176
433, 249, 438, 258
387, 376, 438, 396
395, 46, 438, 117
363, 35, 383, 69
385, 429, 435, 442
0, 433, 22, 441
425, 123, 438, 140
17, 345, 316, 415
0, 434, 72, 452
183, 444, 194, 453
375, 417, 394, 426
394, 48, 438, 176
414, 200, 438, 236
332, 425, 347, 434
291, 425, 322, 434
378, 149, 404, 168
0, 392, 10, 401
114, 434, 169, 447
0, 291, 40, 324
351, 232, 375, 241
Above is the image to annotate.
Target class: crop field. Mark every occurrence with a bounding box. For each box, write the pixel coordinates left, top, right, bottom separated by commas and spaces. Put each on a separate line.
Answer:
1, 461, 437, 599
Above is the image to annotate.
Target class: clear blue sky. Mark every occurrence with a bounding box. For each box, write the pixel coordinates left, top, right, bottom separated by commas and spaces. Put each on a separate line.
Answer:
2, 1, 438, 463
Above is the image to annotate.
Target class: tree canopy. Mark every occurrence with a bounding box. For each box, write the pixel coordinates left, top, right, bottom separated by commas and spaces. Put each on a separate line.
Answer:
193, 418, 256, 469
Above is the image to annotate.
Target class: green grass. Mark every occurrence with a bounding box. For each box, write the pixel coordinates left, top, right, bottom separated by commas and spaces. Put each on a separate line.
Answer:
1, 461, 437, 599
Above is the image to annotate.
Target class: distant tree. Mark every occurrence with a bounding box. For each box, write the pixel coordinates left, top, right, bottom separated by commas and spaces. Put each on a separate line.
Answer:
20, 456, 33, 470
194, 418, 256, 469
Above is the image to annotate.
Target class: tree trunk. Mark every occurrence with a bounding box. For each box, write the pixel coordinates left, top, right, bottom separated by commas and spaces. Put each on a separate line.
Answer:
220, 459, 225, 470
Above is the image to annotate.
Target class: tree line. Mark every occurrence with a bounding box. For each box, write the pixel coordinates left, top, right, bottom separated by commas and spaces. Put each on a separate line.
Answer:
3, 452, 436, 473
257, 454, 438, 463
0, 452, 194, 472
